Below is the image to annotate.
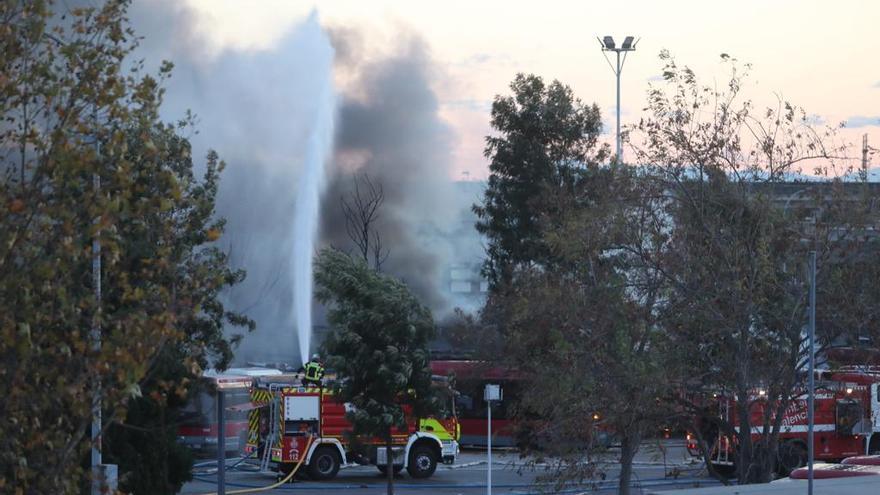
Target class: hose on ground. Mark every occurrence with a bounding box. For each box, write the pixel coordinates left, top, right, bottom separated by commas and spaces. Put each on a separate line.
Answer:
198, 436, 315, 495
194, 447, 260, 474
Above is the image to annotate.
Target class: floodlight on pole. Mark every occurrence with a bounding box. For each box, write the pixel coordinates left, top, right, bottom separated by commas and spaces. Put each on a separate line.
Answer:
597, 35, 638, 164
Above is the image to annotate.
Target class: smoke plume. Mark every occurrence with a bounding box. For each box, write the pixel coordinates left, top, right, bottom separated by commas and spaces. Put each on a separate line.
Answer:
320, 28, 461, 312
128, 3, 482, 365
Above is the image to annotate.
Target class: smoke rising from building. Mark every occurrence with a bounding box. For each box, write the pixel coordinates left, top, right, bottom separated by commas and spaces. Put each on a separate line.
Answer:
129, 2, 484, 365
321, 28, 479, 314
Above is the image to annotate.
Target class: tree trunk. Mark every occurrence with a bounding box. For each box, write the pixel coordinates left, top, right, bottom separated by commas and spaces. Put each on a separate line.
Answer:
618, 430, 641, 495
386, 432, 394, 495
736, 390, 755, 483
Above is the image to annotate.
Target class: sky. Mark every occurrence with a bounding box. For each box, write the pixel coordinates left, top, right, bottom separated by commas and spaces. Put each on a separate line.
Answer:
179, 0, 880, 179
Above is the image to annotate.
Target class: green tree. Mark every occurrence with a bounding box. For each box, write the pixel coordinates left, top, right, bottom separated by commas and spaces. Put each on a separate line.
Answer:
474, 73, 609, 289
314, 248, 438, 495
494, 164, 673, 495
0, 1, 251, 492
632, 52, 874, 483
101, 126, 252, 494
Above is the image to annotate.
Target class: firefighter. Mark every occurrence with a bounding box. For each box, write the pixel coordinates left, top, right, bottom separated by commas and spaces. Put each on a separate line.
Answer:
303, 354, 325, 386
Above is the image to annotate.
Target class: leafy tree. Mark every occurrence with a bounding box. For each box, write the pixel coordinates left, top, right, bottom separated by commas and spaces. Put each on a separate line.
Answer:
0, 1, 251, 492
495, 164, 673, 495
314, 248, 438, 495
631, 51, 875, 483
101, 126, 252, 494
474, 73, 609, 289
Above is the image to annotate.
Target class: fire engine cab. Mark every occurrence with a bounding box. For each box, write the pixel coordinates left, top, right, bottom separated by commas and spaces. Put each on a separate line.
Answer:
692, 366, 880, 475
243, 373, 460, 480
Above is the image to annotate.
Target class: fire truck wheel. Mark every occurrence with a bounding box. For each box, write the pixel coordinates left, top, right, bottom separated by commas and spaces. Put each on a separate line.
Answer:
406, 444, 438, 479
308, 446, 341, 481
776, 441, 807, 476
711, 464, 736, 480
870, 435, 880, 455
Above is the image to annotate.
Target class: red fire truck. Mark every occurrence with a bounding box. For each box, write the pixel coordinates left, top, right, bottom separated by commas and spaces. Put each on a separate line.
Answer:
691, 366, 880, 475
243, 373, 460, 480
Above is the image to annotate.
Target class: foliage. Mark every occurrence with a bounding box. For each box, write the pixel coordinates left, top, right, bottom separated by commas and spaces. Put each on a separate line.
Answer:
100, 124, 252, 494
315, 248, 437, 493
104, 349, 195, 495
631, 51, 876, 483
0, 1, 251, 492
315, 248, 438, 435
493, 164, 673, 495
474, 73, 609, 289
478, 58, 878, 491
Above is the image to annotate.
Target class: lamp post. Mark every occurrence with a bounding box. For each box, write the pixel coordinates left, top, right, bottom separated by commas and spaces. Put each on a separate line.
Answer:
598, 35, 638, 164
484, 384, 502, 495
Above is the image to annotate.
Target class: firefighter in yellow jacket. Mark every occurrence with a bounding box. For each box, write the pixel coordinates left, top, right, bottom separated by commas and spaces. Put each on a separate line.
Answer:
303, 354, 325, 386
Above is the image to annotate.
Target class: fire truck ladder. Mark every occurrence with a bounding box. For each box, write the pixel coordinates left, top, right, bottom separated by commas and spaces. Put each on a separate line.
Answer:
259, 390, 282, 474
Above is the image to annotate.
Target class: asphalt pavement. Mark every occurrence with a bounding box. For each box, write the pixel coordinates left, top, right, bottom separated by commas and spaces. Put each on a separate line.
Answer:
181, 440, 722, 495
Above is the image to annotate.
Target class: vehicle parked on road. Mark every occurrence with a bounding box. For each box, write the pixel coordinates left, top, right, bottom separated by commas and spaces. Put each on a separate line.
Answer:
177, 367, 282, 454
689, 366, 880, 476
244, 372, 460, 480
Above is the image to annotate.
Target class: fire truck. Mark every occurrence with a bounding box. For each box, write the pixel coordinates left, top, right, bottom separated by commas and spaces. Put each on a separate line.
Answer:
690, 366, 880, 475
243, 373, 460, 480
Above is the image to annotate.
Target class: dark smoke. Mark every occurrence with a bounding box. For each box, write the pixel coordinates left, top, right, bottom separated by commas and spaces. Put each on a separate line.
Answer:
126, 3, 483, 365
321, 28, 459, 313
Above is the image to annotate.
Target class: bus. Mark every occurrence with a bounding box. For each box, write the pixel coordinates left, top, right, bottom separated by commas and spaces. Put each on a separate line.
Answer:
430, 360, 521, 447
177, 367, 282, 454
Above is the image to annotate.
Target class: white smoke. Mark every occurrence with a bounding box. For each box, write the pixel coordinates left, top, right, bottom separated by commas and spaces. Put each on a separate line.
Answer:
130, 3, 336, 365
129, 2, 487, 365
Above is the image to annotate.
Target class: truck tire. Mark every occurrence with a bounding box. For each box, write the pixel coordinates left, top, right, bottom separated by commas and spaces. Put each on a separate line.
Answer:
308, 446, 341, 481
710, 463, 736, 480
777, 441, 807, 476
406, 444, 438, 479
869, 435, 880, 455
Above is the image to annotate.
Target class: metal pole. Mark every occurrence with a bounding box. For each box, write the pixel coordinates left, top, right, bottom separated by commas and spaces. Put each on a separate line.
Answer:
90, 171, 102, 495
616, 50, 622, 163
218, 390, 226, 495
487, 400, 492, 495
808, 250, 816, 495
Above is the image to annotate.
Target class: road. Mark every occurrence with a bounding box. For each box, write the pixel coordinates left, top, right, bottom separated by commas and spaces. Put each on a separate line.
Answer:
181, 441, 723, 494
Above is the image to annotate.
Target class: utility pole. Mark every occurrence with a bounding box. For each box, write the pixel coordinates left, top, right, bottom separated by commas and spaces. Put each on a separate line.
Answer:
598, 35, 638, 163
862, 134, 869, 182
807, 250, 816, 495
90, 134, 116, 495
91, 134, 103, 495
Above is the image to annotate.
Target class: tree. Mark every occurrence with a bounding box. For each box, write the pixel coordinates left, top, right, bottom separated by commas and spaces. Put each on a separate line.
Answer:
0, 1, 250, 492
474, 73, 609, 289
101, 127, 253, 494
631, 51, 874, 483
494, 164, 674, 495
314, 248, 438, 495
341, 173, 389, 270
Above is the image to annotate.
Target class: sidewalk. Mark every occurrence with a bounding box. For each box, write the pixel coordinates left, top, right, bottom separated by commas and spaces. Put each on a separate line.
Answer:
653, 476, 880, 495
458, 438, 700, 469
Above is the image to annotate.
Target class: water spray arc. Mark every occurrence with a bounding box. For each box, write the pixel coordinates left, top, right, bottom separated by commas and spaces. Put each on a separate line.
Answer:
292, 51, 336, 366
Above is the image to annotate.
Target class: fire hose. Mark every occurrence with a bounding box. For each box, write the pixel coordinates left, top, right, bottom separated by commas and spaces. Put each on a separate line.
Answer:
199, 436, 315, 495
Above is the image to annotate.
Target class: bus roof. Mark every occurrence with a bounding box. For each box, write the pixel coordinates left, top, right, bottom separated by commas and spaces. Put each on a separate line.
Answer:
430, 360, 520, 380
203, 367, 283, 378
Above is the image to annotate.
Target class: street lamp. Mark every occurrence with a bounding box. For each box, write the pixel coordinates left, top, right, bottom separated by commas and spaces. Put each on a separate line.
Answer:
598, 35, 638, 163
484, 384, 502, 495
